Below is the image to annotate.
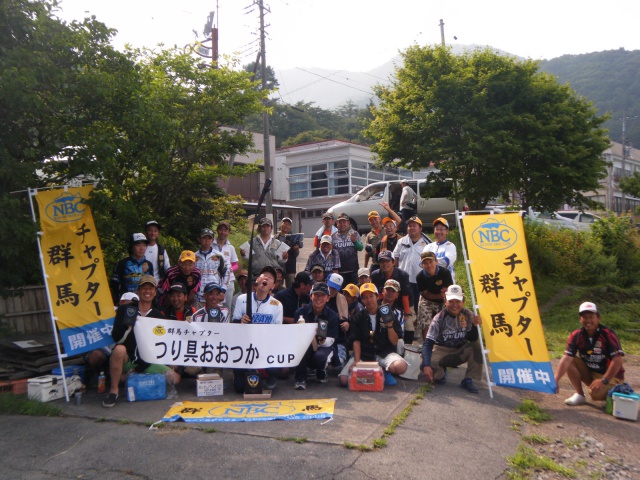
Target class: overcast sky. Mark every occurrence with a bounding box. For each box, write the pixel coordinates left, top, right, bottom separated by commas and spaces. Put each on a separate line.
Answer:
56, 0, 640, 72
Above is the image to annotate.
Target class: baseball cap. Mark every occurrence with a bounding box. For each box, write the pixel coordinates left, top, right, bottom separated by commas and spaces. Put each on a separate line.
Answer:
433, 217, 449, 228
138, 275, 157, 288
259, 265, 278, 281
236, 269, 248, 279
131, 233, 148, 244
145, 220, 162, 230
326, 273, 344, 290
281, 217, 292, 223
259, 217, 273, 227
342, 284, 360, 297
311, 282, 330, 296
336, 213, 349, 221
357, 267, 371, 278
421, 251, 437, 262
120, 292, 139, 302
368, 210, 380, 219
445, 285, 464, 301
179, 250, 196, 263
322, 212, 334, 220
203, 283, 225, 293
294, 271, 312, 285
320, 235, 333, 245
359, 283, 378, 296
199, 228, 214, 237
378, 250, 394, 262
217, 221, 231, 231
382, 217, 396, 226
407, 216, 422, 226
579, 302, 598, 314
384, 279, 401, 292
169, 283, 187, 294
310, 264, 324, 273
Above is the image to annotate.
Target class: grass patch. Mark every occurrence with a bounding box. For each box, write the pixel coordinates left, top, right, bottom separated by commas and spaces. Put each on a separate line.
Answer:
277, 436, 307, 444
202, 427, 217, 434
116, 419, 132, 425
344, 441, 373, 452
94, 417, 107, 423
515, 399, 552, 425
522, 434, 551, 445
507, 444, 577, 479
562, 437, 583, 448
0, 393, 62, 417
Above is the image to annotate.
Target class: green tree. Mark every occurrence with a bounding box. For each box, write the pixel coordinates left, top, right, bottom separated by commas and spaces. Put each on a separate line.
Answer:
620, 171, 640, 198
366, 46, 610, 211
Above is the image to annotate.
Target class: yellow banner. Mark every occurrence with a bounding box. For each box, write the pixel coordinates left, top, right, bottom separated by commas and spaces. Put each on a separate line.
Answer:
35, 186, 114, 355
163, 398, 336, 423
462, 213, 556, 393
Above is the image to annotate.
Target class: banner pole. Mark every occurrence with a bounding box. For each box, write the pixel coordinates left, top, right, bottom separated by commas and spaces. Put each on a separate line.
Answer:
456, 210, 494, 399
28, 187, 71, 402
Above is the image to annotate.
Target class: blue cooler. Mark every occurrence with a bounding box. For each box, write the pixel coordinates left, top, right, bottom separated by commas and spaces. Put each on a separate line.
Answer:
52, 365, 85, 383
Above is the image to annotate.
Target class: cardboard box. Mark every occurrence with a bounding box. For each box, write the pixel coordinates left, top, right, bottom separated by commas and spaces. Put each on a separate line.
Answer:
197, 373, 223, 397
612, 392, 639, 421
27, 375, 82, 402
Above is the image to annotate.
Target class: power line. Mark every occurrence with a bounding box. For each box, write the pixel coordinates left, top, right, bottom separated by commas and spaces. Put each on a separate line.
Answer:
295, 67, 374, 95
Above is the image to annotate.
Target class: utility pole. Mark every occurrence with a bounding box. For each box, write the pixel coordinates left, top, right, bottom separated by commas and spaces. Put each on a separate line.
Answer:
257, 0, 273, 216
621, 111, 628, 213
439, 19, 445, 46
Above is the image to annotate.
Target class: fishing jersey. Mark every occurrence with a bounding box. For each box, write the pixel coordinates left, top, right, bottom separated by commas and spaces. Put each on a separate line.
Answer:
565, 325, 625, 378
192, 305, 230, 323
332, 230, 363, 274
423, 240, 457, 281
426, 307, 479, 348
305, 249, 341, 274
110, 256, 154, 302
232, 293, 283, 324
212, 238, 238, 289
195, 249, 225, 303
145, 243, 170, 283
393, 233, 431, 283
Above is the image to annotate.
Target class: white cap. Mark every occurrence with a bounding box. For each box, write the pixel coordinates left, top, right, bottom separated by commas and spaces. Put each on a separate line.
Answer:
579, 302, 598, 314
326, 273, 344, 290
445, 285, 464, 301
120, 292, 139, 302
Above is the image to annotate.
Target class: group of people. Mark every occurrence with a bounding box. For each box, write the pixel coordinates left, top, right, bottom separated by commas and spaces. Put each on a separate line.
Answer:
98, 210, 627, 412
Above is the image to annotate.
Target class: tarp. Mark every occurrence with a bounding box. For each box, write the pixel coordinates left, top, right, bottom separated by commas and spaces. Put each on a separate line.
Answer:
163, 398, 336, 423
462, 213, 556, 394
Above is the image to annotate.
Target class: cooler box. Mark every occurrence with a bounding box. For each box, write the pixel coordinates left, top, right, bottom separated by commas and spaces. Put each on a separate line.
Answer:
612, 392, 639, 421
349, 362, 384, 392
126, 373, 166, 402
52, 365, 86, 383
197, 373, 223, 397
28, 375, 82, 402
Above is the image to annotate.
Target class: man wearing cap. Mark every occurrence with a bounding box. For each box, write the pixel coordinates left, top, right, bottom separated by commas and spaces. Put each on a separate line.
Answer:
231, 266, 284, 392
110, 233, 154, 304
195, 228, 226, 309
231, 269, 249, 317
423, 217, 457, 281
421, 285, 483, 394
293, 282, 341, 389
393, 215, 431, 314
247, 217, 289, 277
342, 284, 364, 317
274, 271, 313, 324
357, 267, 371, 286
339, 283, 407, 387
192, 283, 229, 323
144, 221, 171, 284
313, 212, 338, 249
332, 213, 364, 286
554, 302, 625, 406
309, 264, 326, 283
305, 235, 341, 277
103, 275, 180, 407
364, 201, 401, 273
416, 251, 453, 340
165, 283, 197, 321
371, 250, 415, 343
159, 250, 202, 307
276, 217, 303, 288
399, 180, 418, 233
381, 279, 406, 337
213, 221, 239, 308
376, 215, 403, 260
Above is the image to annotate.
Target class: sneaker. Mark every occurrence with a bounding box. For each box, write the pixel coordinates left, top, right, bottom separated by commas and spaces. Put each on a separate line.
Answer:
265, 377, 277, 390
460, 378, 479, 394
102, 393, 118, 408
434, 368, 447, 385
564, 393, 586, 406
384, 371, 397, 386
316, 369, 328, 384
294, 380, 306, 390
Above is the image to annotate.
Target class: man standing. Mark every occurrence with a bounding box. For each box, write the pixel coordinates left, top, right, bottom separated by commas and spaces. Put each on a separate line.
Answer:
399, 180, 417, 233
393, 216, 430, 313
363, 210, 383, 273
144, 220, 170, 284
231, 269, 248, 317
421, 285, 483, 394
338, 283, 407, 387
305, 235, 341, 277
313, 212, 338, 249
110, 233, 154, 303
376, 217, 402, 259
416, 251, 453, 340
213, 221, 239, 308
103, 275, 180, 407
194, 228, 225, 309
293, 282, 341, 390
276, 217, 302, 288
332, 213, 364, 286
243, 218, 288, 277
554, 302, 625, 406
274, 271, 313, 324
423, 217, 457, 281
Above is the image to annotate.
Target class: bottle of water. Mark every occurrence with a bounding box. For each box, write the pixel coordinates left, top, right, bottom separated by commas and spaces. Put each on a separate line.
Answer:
97, 371, 106, 394
297, 315, 305, 324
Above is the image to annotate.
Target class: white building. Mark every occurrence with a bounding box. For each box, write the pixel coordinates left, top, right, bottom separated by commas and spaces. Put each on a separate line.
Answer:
592, 141, 640, 214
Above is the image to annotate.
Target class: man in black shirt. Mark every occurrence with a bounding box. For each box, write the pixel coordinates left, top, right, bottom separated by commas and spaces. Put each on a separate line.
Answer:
274, 271, 312, 324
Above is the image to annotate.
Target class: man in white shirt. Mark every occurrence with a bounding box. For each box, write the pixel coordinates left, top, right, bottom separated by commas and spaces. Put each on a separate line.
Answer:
423, 217, 457, 281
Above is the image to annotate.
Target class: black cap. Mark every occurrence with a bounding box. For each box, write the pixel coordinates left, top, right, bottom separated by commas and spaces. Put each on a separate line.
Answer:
169, 283, 187, 294
311, 282, 330, 296
259, 266, 277, 281
294, 271, 312, 285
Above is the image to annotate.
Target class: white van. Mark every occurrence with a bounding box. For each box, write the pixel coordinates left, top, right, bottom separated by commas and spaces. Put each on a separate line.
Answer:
326, 179, 459, 232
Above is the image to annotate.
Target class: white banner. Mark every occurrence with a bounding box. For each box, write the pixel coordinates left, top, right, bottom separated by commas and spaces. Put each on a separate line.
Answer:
134, 318, 317, 369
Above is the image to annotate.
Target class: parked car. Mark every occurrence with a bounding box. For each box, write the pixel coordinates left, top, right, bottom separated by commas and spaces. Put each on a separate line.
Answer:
327, 179, 459, 232
527, 209, 593, 231
556, 211, 602, 226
